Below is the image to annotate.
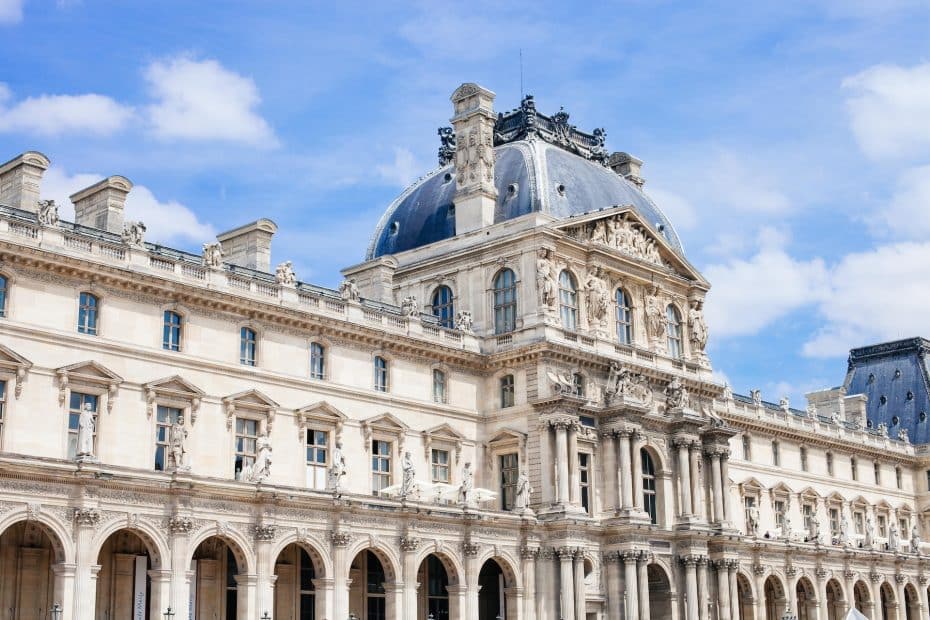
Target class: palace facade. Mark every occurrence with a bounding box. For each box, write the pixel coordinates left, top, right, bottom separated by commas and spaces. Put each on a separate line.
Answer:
0, 82, 927, 620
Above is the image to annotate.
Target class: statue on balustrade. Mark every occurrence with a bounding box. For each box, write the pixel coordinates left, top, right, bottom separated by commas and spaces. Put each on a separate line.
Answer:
328, 441, 347, 493
401, 451, 416, 499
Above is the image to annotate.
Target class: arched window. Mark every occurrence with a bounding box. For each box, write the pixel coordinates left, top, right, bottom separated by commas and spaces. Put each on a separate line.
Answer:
430, 285, 454, 329
432, 369, 447, 403
240, 327, 257, 366
493, 269, 517, 334
374, 356, 389, 392
641, 449, 657, 524
310, 342, 325, 379
0, 274, 7, 317
615, 288, 632, 344
500, 374, 515, 408
558, 270, 578, 330
163, 310, 182, 351
78, 292, 99, 335
666, 304, 682, 358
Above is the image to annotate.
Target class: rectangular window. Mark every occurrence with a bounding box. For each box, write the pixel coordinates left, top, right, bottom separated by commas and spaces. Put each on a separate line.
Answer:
900, 518, 909, 536
0, 380, 5, 445
163, 311, 182, 351
234, 418, 258, 480
431, 449, 450, 483
67, 391, 98, 459
851, 458, 858, 481
742, 435, 751, 461
240, 327, 257, 366
499, 453, 519, 511
874, 462, 881, 485
309, 343, 325, 380
154, 405, 182, 471
774, 500, 786, 530
579, 453, 591, 514
829, 507, 840, 537
500, 375, 515, 408
854, 511, 864, 535
800, 447, 808, 471
744, 496, 757, 535
374, 356, 389, 392
896, 467, 903, 490
77, 292, 99, 335
877, 515, 887, 538
772, 441, 780, 467
306, 429, 328, 490
802, 504, 815, 535
432, 369, 446, 403
0, 274, 8, 317
371, 439, 392, 495
827, 452, 834, 476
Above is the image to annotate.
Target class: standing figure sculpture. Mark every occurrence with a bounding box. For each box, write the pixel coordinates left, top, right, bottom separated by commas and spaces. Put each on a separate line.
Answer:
644, 285, 666, 346
888, 524, 900, 552
76, 402, 96, 459
250, 433, 273, 482
339, 278, 361, 302
168, 416, 188, 471
865, 515, 875, 548
514, 471, 533, 512
328, 441, 347, 493
583, 266, 610, 329
688, 300, 708, 353
401, 451, 416, 499
459, 462, 474, 506
536, 249, 558, 313
911, 524, 922, 554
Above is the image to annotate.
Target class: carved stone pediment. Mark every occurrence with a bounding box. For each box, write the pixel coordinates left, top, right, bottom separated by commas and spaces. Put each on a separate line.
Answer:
422, 423, 467, 463
361, 412, 409, 453
0, 343, 32, 398
143, 375, 205, 422
295, 401, 347, 442
56, 360, 123, 412
222, 389, 278, 431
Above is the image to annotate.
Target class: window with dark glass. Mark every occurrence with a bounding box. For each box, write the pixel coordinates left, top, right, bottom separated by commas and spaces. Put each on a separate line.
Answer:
67, 392, 98, 459
365, 551, 386, 618
492, 269, 517, 334
666, 304, 682, 358
240, 327, 257, 366
558, 270, 578, 330
772, 441, 780, 467
163, 310, 182, 351
430, 285, 454, 329
499, 453, 519, 511
426, 554, 449, 620
896, 466, 903, 490
579, 453, 591, 514
851, 457, 858, 481
432, 369, 447, 403
431, 448, 450, 483
572, 372, 584, 398
371, 439, 392, 495
374, 356, 389, 392
500, 375, 515, 408
800, 446, 808, 471
306, 429, 328, 490
827, 452, 834, 476
0, 380, 6, 445
615, 288, 632, 344
298, 548, 316, 619
310, 342, 325, 380
234, 418, 258, 480
78, 292, 99, 335
742, 435, 752, 461
154, 405, 182, 471
642, 449, 657, 524
874, 461, 881, 485
0, 274, 7, 317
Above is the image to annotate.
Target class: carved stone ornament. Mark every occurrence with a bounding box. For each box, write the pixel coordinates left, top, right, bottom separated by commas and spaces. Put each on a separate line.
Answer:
750, 389, 762, 407
202, 242, 224, 269
603, 362, 654, 407
73, 508, 101, 527
520, 546, 539, 560
437, 126, 456, 166
400, 535, 420, 552
454, 310, 473, 332
753, 564, 766, 576
274, 261, 297, 286
37, 199, 59, 227
401, 295, 419, 318
338, 278, 360, 302
869, 571, 882, 583
664, 376, 689, 411
253, 524, 277, 542
815, 567, 827, 579
564, 213, 667, 268
168, 516, 194, 535
121, 221, 146, 246
462, 540, 480, 557
330, 531, 352, 547
895, 573, 906, 585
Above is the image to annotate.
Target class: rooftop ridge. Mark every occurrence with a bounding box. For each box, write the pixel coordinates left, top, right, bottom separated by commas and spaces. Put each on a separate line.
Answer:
848, 337, 930, 361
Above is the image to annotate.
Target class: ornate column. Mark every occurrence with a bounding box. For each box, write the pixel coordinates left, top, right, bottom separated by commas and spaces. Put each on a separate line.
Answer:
50, 563, 76, 620
720, 448, 731, 522
604, 552, 622, 620
697, 557, 709, 620
464, 539, 481, 619
254, 524, 276, 616
716, 560, 732, 620
618, 429, 633, 511
691, 443, 705, 520
675, 438, 693, 518
632, 431, 644, 513
235, 573, 258, 619
537, 548, 555, 620
918, 575, 928, 620
555, 421, 571, 506
869, 569, 882, 620
574, 548, 586, 620
601, 431, 618, 512
568, 423, 580, 506
559, 546, 577, 620
167, 516, 195, 616
623, 551, 639, 620
401, 535, 420, 618
709, 449, 724, 524
637, 551, 651, 620
728, 561, 740, 620
331, 530, 352, 620
843, 569, 855, 615
681, 555, 699, 620
755, 565, 767, 620
72, 508, 101, 620
894, 573, 906, 620
815, 567, 828, 620
521, 546, 539, 620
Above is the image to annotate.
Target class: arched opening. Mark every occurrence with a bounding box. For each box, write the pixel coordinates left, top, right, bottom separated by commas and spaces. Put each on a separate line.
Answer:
640, 447, 663, 525
430, 285, 455, 329
558, 270, 578, 330
904, 583, 919, 620
274, 543, 326, 620
647, 563, 672, 618
0, 521, 66, 619
492, 269, 517, 335
854, 580, 871, 615
825, 579, 844, 620
192, 536, 247, 619
478, 559, 506, 620
417, 553, 457, 619
736, 572, 754, 620
764, 575, 786, 620
95, 529, 157, 619
349, 550, 391, 620
880, 582, 896, 620
796, 577, 816, 620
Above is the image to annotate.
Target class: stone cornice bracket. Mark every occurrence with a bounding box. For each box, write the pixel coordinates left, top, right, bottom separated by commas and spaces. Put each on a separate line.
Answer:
253, 524, 276, 542
462, 540, 480, 558
400, 535, 420, 552
330, 530, 351, 548
0, 344, 32, 399
167, 516, 194, 535
72, 508, 101, 527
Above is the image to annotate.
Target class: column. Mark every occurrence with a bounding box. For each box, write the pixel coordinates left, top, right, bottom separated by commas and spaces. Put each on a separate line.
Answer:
815, 568, 828, 620
312, 577, 334, 620
894, 575, 906, 620
710, 450, 724, 525
168, 517, 194, 618
720, 449, 731, 522
536, 549, 553, 620
72, 508, 101, 620
632, 432, 644, 513
574, 549, 586, 620
623, 552, 639, 620
918, 577, 929, 620
235, 573, 258, 620
465, 543, 481, 619
148, 569, 171, 619
555, 422, 570, 506
618, 430, 633, 511
716, 561, 732, 620
755, 567, 767, 620
683, 556, 699, 620
51, 563, 76, 619
843, 570, 855, 615
676, 439, 693, 518
521, 547, 538, 620
401, 537, 420, 618
568, 423, 580, 506
331, 531, 351, 620
697, 557, 709, 620
605, 552, 622, 620
728, 562, 740, 620
690, 444, 705, 521
637, 552, 651, 620
559, 547, 576, 620
254, 526, 276, 616
602, 431, 618, 512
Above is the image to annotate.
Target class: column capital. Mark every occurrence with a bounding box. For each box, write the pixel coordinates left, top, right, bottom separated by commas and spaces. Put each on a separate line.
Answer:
727, 559, 740, 570
895, 573, 907, 585
637, 550, 654, 564
815, 567, 827, 580
918, 575, 928, 585
844, 569, 856, 580
753, 563, 766, 576
678, 553, 705, 566
520, 545, 539, 560
462, 540, 480, 557
602, 550, 620, 563
167, 515, 194, 535
869, 570, 882, 583
400, 535, 420, 552
672, 436, 695, 449
330, 530, 352, 547
72, 507, 100, 527
252, 524, 276, 542
557, 546, 576, 561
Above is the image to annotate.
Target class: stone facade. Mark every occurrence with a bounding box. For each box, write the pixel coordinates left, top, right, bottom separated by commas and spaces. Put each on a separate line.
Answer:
0, 83, 928, 620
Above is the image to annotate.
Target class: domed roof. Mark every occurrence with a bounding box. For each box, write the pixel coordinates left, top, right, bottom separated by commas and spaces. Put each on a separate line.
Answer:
367, 99, 684, 260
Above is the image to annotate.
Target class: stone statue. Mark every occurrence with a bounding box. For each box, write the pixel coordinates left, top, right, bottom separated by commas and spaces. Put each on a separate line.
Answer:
747, 505, 760, 536
898, 428, 910, 444
782, 515, 792, 540
644, 285, 666, 345
583, 266, 610, 328
249, 433, 272, 482
121, 221, 146, 246
275, 261, 297, 286
888, 523, 900, 552
514, 471, 532, 512
37, 199, 59, 226
168, 416, 188, 471
536, 249, 558, 312
202, 242, 224, 268
830, 410, 842, 425
437, 126, 456, 166
339, 278, 360, 302
454, 310, 473, 333
779, 396, 790, 413
76, 401, 96, 459
459, 462, 474, 505
722, 383, 733, 402
865, 515, 875, 548
401, 295, 419, 318
665, 376, 689, 411
840, 514, 852, 547
590, 220, 608, 245
751, 389, 762, 407
688, 300, 708, 352
604, 362, 622, 403
877, 423, 888, 438
911, 524, 921, 554
328, 441, 346, 493
401, 451, 416, 499
809, 514, 822, 543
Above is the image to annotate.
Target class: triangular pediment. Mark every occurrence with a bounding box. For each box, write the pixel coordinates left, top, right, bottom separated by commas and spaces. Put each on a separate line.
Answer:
57, 360, 122, 384
826, 491, 846, 504
874, 499, 892, 511
296, 401, 347, 424
144, 375, 205, 399
769, 481, 793, 496
798, 486, 820, 501
0, 344, 31, 371
738, 477, 765, 493
362, 412, 408, 432
850, 495, 869, 507
423, 423, 466, 442
553, 205, 707, 284
223, 389, 278, 410
487, 428, 526, 445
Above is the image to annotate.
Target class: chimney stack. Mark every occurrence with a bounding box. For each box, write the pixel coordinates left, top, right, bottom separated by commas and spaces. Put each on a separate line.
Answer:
450, 83, 498, 234
0, 151, 50, 213
70, 176, 133, 234
216, 219, 277, 272
608, 152, 645, 188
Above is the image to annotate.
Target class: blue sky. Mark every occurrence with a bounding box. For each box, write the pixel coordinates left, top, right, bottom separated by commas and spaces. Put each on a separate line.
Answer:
2, 0, 930, 405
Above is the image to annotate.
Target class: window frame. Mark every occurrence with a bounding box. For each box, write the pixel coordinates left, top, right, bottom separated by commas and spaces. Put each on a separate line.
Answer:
641, 448, 658, 524
77, 291, 100, 336
500, 374, 515, 409
742, 434, 752, 461
579, 451, 592, 514
431, 447, 451, 484
558, 270, 578, 330
163, 310, 183, 352
233, 415, 260, 480
430, 285, 455, 329
239, 326, 258, 367
492, 268, 518, 335
851, 456, 859, 481
309, 341, 326, 380
0, 273, 8, 318
771, 440, 780, 467
154, 404, 184, 472
826, 451, 834, 476
615, 287, 633, 345
305, 428, 330, 490
374, 355, 390, 392
499, 452, 519, 511
371, 438, 393, 495
432, 368, 447, 404
67, 390, 99, 460
800, 446, 808, 472
665, 304, 682, 358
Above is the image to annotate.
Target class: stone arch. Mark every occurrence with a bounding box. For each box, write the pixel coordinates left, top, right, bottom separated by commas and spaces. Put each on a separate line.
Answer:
413, 545, 464, 586
345, 538, 400, 583
95, 526, 166, 620
187, 523, 256, 575
853, 580, 871, 614
825, 578, 845, 620
269, 532, 332, 578
0, 508, 73, 564
477, 554, 519, 620
763, 573, 787, 620
475, 547, 520, 589
880, 581, 896, 619
647, 561, 673, 618
795, 575, 817, 620
91, 516, 169, 570
736, 570, 755, 620
904, 582, 920, 620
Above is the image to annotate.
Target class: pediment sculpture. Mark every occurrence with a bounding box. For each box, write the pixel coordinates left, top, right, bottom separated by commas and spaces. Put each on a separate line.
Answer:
565, 213, 669, 268
604, 362, 654, 407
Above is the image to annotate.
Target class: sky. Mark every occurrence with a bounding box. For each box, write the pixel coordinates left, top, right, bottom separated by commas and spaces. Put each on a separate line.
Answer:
2, 0, 930, 405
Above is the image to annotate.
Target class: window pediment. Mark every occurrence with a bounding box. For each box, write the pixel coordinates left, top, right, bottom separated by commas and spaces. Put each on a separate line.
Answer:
296, 401, 347, 442
56, 360, 122, 413
422, 423, 466, 463
362, 412, 408, 453
0, 343, 32, 399
143, 375, 205, 423
739, 477, 764, 497
222, 389, 279, 430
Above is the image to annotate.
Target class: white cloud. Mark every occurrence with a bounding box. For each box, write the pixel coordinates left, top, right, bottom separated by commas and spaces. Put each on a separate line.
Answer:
41, 166, 214, 244
375, 147, 421, 188
643, 187, 697, 231
0, 84, 133, 136
843, 63, 930, 160
880, 164, 930, 239
144, 56, 277, 147
0, 0, 23, 24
